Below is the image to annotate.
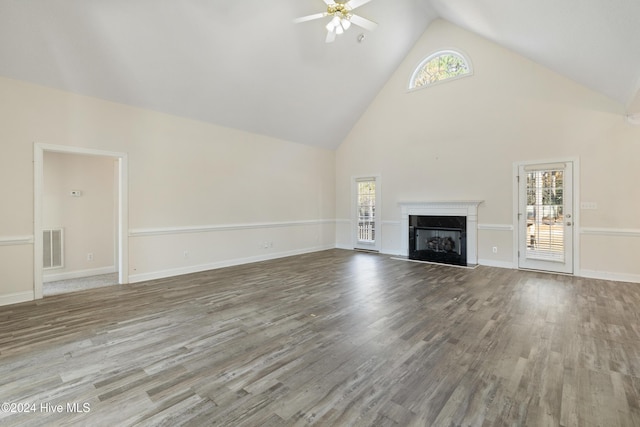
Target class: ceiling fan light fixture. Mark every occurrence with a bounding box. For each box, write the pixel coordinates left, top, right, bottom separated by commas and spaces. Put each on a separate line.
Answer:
294, 0, 376, 43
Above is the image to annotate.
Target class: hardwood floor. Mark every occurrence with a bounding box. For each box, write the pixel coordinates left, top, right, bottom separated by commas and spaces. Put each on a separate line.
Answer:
1, 249, 639, 426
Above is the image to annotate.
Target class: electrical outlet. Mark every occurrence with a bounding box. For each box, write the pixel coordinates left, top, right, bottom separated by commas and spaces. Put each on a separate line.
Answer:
183, 251, 189, 259
87, 253, 94, 261
492, 247, 498, 254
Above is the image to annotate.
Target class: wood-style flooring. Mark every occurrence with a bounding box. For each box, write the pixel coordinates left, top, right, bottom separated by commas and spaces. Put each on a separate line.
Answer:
1, 249, 639, 426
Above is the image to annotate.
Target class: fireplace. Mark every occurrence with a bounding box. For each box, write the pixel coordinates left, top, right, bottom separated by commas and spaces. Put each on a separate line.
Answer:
409, 215, 466, 266
399, 201, 483, 267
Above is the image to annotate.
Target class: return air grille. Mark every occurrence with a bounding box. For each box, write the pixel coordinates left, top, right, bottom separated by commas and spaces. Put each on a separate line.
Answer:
43, 228, 64, 269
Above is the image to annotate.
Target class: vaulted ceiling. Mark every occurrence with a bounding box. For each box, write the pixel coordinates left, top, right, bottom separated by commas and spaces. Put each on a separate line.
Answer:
1, 0, 639, 149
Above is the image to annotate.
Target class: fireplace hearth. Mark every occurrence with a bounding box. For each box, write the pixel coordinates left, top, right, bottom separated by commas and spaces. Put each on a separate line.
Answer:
409, 215, 467, 266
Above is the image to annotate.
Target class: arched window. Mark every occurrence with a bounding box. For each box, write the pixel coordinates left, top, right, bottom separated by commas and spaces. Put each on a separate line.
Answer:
409, 50, 472, 90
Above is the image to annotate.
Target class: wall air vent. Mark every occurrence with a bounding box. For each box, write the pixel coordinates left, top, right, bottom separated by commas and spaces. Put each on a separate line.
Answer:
43, 228, 64, 269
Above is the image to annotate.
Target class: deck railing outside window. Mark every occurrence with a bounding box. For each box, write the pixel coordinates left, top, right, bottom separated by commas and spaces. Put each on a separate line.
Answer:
358, 221, 375, 242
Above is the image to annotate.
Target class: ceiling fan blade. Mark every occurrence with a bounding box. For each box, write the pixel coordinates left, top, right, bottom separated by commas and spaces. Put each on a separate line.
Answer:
345, 0, 373, 10
293, 12, 328, 24
349, 14, 378, 31
321, 0, 334, 4
325, 29, 337, 43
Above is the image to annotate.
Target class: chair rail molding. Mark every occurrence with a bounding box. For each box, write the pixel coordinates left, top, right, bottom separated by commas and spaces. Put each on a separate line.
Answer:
580, 227, 640, 237
129, 219, 336, 237
0, 235, 34, 246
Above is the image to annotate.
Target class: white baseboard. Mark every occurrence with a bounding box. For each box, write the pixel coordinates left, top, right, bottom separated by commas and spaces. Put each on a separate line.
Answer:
129, 245, 335, 283
476, 261, 640, 283
477, 259, 516, 269
334, 246, 404, 256
0, 291, 34, 307
579, 269, 640, 284
380, 248, 405, 257
335, 243, 353, 250
339, 249, 640, 284
44, 266, 117, 282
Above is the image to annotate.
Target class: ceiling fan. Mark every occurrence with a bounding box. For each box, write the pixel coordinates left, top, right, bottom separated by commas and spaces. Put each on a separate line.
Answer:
293, 0, 378, 43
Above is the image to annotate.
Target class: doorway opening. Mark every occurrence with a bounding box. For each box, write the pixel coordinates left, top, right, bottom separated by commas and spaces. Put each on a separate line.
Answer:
34, 144, 128, 299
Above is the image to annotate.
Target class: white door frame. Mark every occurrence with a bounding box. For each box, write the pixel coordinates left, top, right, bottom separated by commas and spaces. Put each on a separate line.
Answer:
352, 175, 381, 251
512, 157, 580, 275
34, 143, 129, 299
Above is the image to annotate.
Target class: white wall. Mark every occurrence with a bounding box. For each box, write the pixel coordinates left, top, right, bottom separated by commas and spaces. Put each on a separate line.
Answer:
43, 152, 116, 280
336, 20, 640, 281
0, 76, 336, 305
2, 19, 639, 307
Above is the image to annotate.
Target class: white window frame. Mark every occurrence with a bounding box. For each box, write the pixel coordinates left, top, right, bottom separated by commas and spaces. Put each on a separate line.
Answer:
408, 49, 473, 91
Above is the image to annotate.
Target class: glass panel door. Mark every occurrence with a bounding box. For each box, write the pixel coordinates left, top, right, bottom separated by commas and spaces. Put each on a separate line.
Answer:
518, 162, 573, 273
354, 177, 380, 251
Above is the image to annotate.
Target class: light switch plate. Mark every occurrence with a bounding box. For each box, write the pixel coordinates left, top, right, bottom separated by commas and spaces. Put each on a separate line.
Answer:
580, 201, 597, 210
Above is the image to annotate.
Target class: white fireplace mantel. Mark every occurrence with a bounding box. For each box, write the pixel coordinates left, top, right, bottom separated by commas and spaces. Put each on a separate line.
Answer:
399, 201, 483, 265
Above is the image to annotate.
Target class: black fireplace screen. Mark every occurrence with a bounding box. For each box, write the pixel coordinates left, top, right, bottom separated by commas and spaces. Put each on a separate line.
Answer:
415, 228, 461, 255
409, 215, 467, 266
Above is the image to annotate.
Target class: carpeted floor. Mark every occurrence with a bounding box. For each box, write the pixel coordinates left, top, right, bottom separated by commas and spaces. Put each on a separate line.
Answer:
43, 273, 119, 296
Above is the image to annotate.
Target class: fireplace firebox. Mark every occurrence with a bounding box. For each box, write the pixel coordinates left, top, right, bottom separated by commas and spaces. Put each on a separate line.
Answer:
409, 215, 467, 266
